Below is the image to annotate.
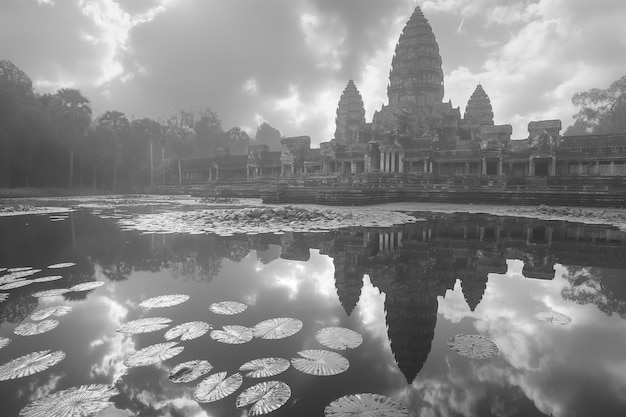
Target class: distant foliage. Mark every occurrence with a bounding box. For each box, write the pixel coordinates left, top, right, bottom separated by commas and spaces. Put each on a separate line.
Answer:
0, 60, 264, 189
565, 75, 626, 135
254, 122, 282, 151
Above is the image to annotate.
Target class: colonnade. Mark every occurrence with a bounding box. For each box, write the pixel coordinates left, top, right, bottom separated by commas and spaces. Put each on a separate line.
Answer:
379, 150, 405, 173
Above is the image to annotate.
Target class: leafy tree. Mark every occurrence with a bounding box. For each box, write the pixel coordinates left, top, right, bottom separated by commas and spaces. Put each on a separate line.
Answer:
96, 110, 130, 190
131, 118, 165, 186
49, 88, 92, 187
561, 266, 626, 318
254, 122, 282, 150
226, 126, 251, 155
565, 75, 626, 135
193, 107, 222, 157
166, 110, 196, 185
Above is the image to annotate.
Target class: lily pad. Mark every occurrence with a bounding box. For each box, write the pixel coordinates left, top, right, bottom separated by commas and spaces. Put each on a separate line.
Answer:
69, 281, 105, 292
115, 317, 172, 334
31, 288, 70, 298
14, 319, 59, 336
209, 301, 248, 315
252, 318, 303, 340
236, 381, 291, 415
210, 325, 253, 344
447, 334, 500, 359
0, 337, 10, 350
194, 372, 243, 403
324, 393, 408, 417
0, 350, 65, 381
30, 305, 73, 321
31, 275, 63, 283
315, 327, 363, 350
8, 267, 32, 273
0, 293, 8, 302
8, 269, 41, 279
19, 384, 119, 417
169, 360, 213, 383
139, 294, 190, 310
239, 357, 290, 378
291, 350, 349, 376
48, 262, 76, 269
124, 342, 184, 367
533, 311, 572, 325
164, 321, 211, 341
0, 279, 32, 290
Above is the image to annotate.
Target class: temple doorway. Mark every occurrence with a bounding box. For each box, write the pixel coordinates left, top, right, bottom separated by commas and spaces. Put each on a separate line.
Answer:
534, 159, 550, 176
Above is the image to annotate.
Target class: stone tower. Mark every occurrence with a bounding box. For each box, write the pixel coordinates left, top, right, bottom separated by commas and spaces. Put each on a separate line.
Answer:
373, 6, 446, 136
334, 80, 366, 144
388, 6, 444, 110
464, 84, 494, 126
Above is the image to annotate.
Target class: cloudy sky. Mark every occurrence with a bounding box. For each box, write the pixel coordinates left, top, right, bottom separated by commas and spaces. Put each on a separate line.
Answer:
2, 0, 625, 145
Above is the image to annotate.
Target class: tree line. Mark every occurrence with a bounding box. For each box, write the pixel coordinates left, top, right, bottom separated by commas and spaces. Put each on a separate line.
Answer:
0, 60, 284, 189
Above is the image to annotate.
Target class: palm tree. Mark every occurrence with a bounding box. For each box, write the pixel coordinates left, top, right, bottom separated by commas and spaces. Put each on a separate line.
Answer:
96, 110, 130, 190
49, 88, 92, 188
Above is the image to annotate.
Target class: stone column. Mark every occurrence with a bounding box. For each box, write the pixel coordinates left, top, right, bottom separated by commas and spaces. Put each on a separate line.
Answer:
281, 165, 285, 177
423, 160, 428, 173
465, 162, 470, 174
529, 157, 534, 176
482, 158, 487, 175
551, 157, 556, 176
498, 159, 503, 176
399, 153, 404, 173
380, 152, 385, 173
215, 166, 220, 180
611, 161, 615, 175
209, 168, 213, 181
351, 162, 357, 174
391, 151, 396, 173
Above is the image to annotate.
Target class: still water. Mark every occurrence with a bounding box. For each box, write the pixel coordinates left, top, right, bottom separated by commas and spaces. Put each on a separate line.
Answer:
1, 203, 626, 417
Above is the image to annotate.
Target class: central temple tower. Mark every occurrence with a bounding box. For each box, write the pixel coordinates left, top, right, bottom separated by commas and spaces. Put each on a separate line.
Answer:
387, 6, 444, 112
373, 6, 452, 137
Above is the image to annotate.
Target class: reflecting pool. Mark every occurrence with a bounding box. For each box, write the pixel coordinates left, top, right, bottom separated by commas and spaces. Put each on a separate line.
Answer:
1, 203, 626, 417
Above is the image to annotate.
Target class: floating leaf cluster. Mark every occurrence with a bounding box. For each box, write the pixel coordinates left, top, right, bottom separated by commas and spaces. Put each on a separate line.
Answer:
252, 318, 302, 340
47, 262, 76, 269
533, 311, 572, 325
30, 305, 73, 321
239, 357, 290, 379
115, 317, 172, 334
0, 350, 65, 381
316, 327, 363, 350
194, 372, 243, 403
14, 319, 59, 336
236, 380, 291, 415
292, 350, 350, 376
139, 294, 190, 309
0, 337, 10, 350
169, 360, 213, 383
209, 301, 248, 315
210, 325, 253, 344
69, 281, 105, 292
19, 384, 118, 417
164, 321, 211, 341
31, 288, 70, 298
446, 334, 500, 359
124, 342, 184, 367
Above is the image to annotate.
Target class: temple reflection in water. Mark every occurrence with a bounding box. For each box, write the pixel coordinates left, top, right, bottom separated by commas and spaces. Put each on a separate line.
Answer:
2, 211, 626, 387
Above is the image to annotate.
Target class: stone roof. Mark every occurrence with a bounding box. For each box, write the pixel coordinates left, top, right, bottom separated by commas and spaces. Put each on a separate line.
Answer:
560, 133, 626, 149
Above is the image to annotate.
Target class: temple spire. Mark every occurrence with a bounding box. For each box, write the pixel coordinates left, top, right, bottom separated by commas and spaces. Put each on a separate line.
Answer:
464, 84, 494, 126
334, 79, 366, 144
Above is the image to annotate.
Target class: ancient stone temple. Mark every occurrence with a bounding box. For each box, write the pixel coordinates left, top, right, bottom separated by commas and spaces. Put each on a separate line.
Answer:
177, 4, 626, 192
